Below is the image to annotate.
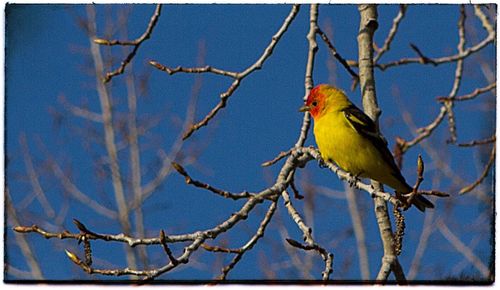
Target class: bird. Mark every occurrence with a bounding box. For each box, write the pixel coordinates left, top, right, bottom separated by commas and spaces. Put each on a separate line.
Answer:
299, 84, 434, 212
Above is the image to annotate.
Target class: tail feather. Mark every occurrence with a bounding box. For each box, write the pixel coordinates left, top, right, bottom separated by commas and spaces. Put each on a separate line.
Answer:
412, 195, 434, 212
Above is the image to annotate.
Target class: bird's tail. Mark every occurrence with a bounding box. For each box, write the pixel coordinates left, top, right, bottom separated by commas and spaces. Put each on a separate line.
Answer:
409, 194, 434, 212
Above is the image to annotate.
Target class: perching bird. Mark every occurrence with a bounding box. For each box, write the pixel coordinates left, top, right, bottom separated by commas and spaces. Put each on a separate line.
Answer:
299, 84, 433, 212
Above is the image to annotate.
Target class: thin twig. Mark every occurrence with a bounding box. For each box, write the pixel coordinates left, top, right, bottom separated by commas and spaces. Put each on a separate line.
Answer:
443, 5, 467, 144
6, 190, 44, 279
36, 138, 118, 219
458, 135, 496, 147
348, 23, 495, 71
217, 200, 278, 280
171, 162, 254, 200
149, 62, 239, 78
201, 244, 241, 254
159, 230, 178, 265
473, 4, 495, 35
373, 4, 408, 63
438, 82, 496, 102
408, 208, 435, 280
58, 95, 103, 123
437, 220, 490, 278
262, 149, 293, 167
316, 27, 359, 80
96, 4, 162, 83
19, 134, 55, 218
151, 5, 300, 141
295, 3, 317, 148
459, 145, 495, 195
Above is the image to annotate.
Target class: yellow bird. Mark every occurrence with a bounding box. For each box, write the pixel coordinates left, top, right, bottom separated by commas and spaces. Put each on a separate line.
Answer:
300, 84, 433, 212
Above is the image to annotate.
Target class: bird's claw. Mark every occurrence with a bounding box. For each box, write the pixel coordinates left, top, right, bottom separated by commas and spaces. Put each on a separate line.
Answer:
347, 173, 360, 188
318, 158, 328, 168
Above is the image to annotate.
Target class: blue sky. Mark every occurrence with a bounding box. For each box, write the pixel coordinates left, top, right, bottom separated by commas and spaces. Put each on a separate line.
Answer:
5, 4, 495, 281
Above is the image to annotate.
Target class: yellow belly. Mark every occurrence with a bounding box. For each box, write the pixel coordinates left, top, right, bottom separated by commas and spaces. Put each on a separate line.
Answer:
313, 111, 406, 191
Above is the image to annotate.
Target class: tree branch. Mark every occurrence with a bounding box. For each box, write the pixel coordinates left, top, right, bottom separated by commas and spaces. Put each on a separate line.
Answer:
95, 4, 162, 83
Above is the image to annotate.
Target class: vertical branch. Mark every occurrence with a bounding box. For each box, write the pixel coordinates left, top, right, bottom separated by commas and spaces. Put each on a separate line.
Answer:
6, 189, 44, 279
295, 4, 318, 148
357, 4, 406, 283
445, 5, 467, 144
86, 5, 137, 270
124, 48, 148, 267
407, 208, 435, 280
19, 134, 55, 218
345, 185, 370, 280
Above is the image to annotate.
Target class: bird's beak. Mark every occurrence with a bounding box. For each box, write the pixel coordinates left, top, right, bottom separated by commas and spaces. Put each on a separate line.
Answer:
299, 105, 311, 112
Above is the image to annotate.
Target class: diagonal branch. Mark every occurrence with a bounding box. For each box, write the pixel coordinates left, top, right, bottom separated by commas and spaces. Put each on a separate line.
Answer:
459, 144, 495, 195
150, 5, 301, 141
95, 4, 162, 83
316, 27, 359, 81
217, 200, 278, 280
373, 4, 408, 63
437, 220, 490, 278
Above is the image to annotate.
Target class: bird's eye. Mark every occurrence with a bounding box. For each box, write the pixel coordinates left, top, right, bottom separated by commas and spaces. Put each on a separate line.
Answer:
312, 101, 318, 107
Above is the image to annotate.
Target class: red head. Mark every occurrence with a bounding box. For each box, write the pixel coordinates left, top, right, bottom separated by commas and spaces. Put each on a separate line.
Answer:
299, 84, 329, 119
299, 84, 350, 119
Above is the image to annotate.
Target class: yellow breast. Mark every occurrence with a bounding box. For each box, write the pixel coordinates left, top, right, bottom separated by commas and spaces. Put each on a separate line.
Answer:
313, 111, 381, 178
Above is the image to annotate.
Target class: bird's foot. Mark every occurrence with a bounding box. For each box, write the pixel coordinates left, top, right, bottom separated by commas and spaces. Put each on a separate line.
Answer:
398, 191, 413, 211
318, 158, 328, 168
347, 173, 360, 188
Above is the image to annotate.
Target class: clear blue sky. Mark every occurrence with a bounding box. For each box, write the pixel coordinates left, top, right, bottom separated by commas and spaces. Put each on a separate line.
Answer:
5, 4, 495, 281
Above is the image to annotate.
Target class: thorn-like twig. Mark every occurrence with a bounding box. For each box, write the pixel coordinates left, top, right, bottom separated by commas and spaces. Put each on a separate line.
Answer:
261, 149, 293, 167
459, 145, 496, 195
96, 4, 162, 83
374, 4, 408, 63
159, 230, 178, 265
316, 27, 359, 81
171, 162, 254, 200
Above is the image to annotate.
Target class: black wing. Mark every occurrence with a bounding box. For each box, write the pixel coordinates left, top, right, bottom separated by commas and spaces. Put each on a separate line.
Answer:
342, 104, 408, 186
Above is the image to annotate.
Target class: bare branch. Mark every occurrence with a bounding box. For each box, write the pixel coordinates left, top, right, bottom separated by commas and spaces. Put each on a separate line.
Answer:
443, 5, 467, 143
459, 145, 495, 195
397, 106, 447, 153
151, 5, 301, 140
87, 5, 137, 269
217, 200, 278, 280
261, 149, 293, 167
316, 27, 359, 80
437, 220, 490, 278
95, 4, 162, 83
35, 137, 118, 219
375, 31, 494, 70
58, 95, 103, 123
373, 4, 408, 63
19, 134, 55, 218
358, 4, 406, 284
473, 4, 495, 35
458, 135, 496, 147
6, 190, 44, 279
171, 162, 254, 200
148, 61, 238, 78
438, 82, 496, 102
295, 3, 318, 148
408, 209, 435, 280
345, 184, 370, 280
285, 238, 334, 281
201, 244, 241, 254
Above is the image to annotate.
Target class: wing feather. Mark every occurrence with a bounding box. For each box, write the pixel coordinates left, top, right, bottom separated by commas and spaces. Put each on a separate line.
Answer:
342, 105, 408, 188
